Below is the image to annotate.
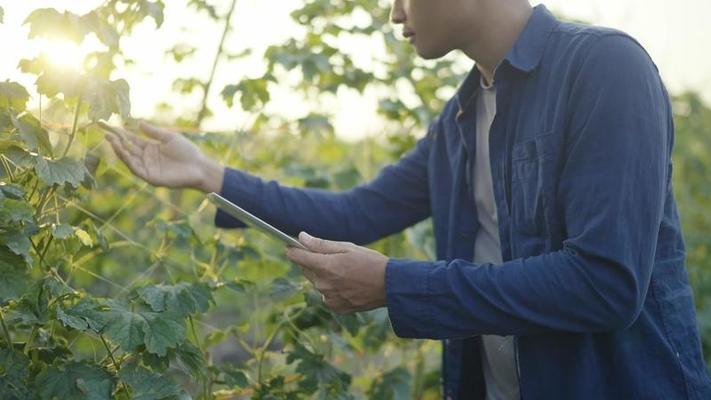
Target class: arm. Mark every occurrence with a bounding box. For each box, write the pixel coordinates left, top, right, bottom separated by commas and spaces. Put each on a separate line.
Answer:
214, 130, 433, 245
386, 35, 671, 338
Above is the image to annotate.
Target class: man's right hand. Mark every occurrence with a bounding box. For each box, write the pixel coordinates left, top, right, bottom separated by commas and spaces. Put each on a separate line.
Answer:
102, 121, 224, 193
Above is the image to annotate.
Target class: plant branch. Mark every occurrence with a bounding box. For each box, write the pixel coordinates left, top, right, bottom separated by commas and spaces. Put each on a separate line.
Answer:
196, 0, 239, 126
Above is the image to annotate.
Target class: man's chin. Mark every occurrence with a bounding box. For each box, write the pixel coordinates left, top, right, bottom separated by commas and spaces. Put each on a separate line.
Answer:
414, 45, 452, 60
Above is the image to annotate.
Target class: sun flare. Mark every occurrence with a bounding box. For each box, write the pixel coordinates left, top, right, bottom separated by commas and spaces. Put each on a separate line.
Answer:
36, 39, 88, 72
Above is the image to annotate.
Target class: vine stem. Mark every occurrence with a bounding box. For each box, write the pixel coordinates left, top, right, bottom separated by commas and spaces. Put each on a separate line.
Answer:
196, 0, 239, 126
24, 327, 39, 354
61, 99, 82, 159
256, 306, 307, 386
189, 316, 211, 399
0, 309, 13, 347
100, 334, 130, 400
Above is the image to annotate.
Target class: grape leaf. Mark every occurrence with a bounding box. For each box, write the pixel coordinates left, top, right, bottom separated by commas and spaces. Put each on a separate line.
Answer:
0, 183, 25, 200
174, 342, 206, 376
60, 299, 186, 356
57, 298, 105, 331
286, 341, 352, 395
79, 12, 119, 48
136, 1, 165, 28
0, 229, 32, 261
86, 79, 131, 121
118, 361, 182, 400
35, 157, 89, 188
102, 300, 183, 356
221, 78, 270, 111
0, 349, 32, 398
35, 361, 114, 400
137, 282, 213, 317
51, 223, 75, 240
366, 367, 412, 400
11, 113, 52, 154
24, 9, 86, 43
0, 198, 33, 225
0, 81, 30, 111
269, 277, 299, 300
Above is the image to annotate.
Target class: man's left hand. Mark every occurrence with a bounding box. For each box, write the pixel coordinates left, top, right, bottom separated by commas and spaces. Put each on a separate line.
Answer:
285, 232, 388, 314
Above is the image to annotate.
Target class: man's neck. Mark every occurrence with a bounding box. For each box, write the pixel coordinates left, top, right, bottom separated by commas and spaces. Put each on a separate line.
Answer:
462, 2, 534, 85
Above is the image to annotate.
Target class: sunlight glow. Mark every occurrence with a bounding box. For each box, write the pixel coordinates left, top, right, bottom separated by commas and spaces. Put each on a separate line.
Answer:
36, 39, 87, 72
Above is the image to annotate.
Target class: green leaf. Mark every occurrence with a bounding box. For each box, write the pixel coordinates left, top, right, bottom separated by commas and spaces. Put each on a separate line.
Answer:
269, 277, 299, 300
24, 9, 86, 42
35, 157, 89, 188
57, 298, 105, 331
0, 197, 33, 226
101, 300, 181, 356
286, 342, 352, 395
0, 230, 32, 262
0, 349, 31, 398
0, 6, 4, 24
0, 184, 25, 200
11, 113, 52, 154
79, 12, 119, 48
86, 79, 131, 121
137, 1, 165, 28
118, 361, 182, 400
52, 223, 75, 240
221, 78, 271, 111
0, 81, 30, 111
59, 298, 186, 356
35, 65, 85, 99
366, 367, 412, 400
174, 342, 206, 376
35, 361, 114, 400
0, 145, 36, 170
137, 282, 213, 317
222, 367, 249, 388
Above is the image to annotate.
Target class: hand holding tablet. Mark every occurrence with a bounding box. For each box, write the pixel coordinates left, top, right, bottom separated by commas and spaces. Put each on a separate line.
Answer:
207, 192, 307, 250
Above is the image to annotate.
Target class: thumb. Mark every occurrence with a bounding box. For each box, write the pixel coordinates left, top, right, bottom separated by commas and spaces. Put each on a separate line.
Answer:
139, 121, 173, 142
298, 232, 350, 254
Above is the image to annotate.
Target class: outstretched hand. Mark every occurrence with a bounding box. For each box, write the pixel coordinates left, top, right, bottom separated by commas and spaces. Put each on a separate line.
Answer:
101, 121, 220, 192
286, 232, 388, 314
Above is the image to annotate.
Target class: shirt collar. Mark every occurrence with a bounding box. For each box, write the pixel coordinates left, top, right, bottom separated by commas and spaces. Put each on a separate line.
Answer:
502, 4, 559, 73
455, 5, 558, 111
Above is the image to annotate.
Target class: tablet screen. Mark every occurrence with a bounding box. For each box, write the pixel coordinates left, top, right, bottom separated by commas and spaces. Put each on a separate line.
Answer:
207, 192, 307, 250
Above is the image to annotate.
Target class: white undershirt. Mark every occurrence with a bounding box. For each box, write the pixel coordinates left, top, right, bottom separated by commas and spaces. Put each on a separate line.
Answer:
472, 75, 520, 400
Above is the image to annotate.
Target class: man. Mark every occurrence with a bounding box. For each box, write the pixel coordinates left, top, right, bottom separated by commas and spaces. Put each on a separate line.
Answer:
104, 0, 711, 398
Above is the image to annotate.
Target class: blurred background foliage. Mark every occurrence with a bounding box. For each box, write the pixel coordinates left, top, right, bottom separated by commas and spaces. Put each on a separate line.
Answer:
1, 0, 710, 398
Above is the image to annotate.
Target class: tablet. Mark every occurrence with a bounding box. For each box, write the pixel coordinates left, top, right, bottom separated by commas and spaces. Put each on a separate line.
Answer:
207, 192, 307, 250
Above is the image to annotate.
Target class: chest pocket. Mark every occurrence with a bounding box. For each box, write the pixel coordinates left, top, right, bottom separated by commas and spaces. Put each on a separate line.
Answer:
510, 133, 553, 238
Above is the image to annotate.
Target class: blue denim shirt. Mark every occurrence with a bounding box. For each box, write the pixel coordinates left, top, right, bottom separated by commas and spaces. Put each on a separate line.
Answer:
215, 6, 711, 399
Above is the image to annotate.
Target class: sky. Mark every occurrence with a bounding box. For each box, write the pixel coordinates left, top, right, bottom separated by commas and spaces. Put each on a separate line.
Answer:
1, 0, 710, 140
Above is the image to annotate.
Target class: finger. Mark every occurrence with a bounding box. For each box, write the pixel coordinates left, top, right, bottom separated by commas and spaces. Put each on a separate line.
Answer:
107, 134, 149, 180
124, 135, 146, 159
139, 121, 173, 142
286, 247, 329, 273
298, 232, 352, 254
97, 121, 127, 142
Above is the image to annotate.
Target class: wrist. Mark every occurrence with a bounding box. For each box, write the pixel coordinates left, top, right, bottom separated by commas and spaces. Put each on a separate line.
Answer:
196, 156, 224, 193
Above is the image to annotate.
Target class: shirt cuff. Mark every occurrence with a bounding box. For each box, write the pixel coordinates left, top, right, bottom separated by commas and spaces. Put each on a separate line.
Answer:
213, 167, 262, 229
385, 258, 434, 339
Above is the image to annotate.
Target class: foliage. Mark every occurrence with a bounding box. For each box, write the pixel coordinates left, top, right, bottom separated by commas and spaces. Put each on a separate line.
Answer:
2, 1, 709, 399
672, 92, 711, 370
1, 0, 443, 398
